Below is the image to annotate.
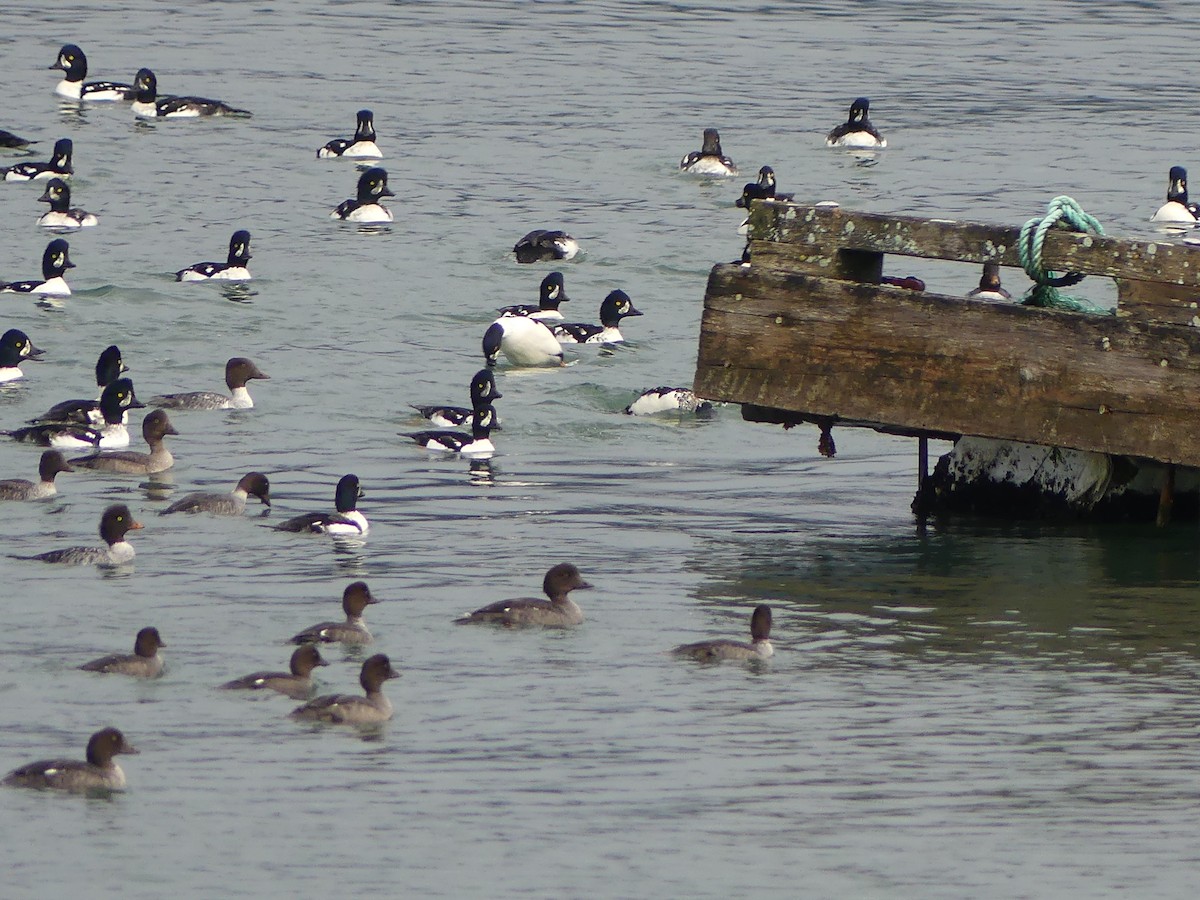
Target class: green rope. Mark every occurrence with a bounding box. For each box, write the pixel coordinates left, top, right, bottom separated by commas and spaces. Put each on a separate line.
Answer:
1017, 196, 1110, 314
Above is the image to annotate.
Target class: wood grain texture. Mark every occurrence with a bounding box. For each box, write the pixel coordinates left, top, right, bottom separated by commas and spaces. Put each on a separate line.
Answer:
745, 201, 1200, 288
694, 263, 1200, 466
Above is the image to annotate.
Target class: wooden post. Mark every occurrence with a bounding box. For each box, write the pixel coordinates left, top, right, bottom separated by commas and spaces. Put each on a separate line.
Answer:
1157, 464, 1176, 527
916, 437, 929, 513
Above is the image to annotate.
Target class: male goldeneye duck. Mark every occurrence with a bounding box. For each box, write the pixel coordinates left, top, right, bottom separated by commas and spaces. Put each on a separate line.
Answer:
512, 230, 579, 263
22, 503, 143, 566
1, 138, 73, 181
0, 451, 73, 501
175, 230, 251, 281
7, 378, 145, 449
149, 356, 269, 410
736, 166, 779, 208
161, 471, 270, 516
679, 127, 738, 176
1151, 165, 1199, 224
482, 316, 565, 368
37, 178, 98, 229
131, 67, 251, 118
411, 367, 503, 428
80, 626, 165, 678
498, 271, 571, 320
826, 97, 887, 148
318, 108, 383, 159
70, 409, 178, 475
0, 129, 35, 149
220, 644, 328, 700
0, 328, 45, 382
290, 653, 399, 725
36, 344, 129, 426
672, 604, 774, 662
330, 166, 394, 223
49, 44, 133, 102
624, 386, 713, 416
0, 238, 75, 295
735, 166, 795, 235
455, 562, 593, 627
2, 727, 137, 793
291, 581, 379, 646
405, 404, 497, 458
275, 473, 368, 535
967, 262, 1012, 302
552, 289, 642, 344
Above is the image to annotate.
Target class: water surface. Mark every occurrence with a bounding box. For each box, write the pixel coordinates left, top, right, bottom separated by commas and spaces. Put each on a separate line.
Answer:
1, 2, 1199, 897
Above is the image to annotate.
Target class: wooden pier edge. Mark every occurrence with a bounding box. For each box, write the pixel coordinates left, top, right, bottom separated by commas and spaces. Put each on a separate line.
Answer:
693, 202, 1200, 471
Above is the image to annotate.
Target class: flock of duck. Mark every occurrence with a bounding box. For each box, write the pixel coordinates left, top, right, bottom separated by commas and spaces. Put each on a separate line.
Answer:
0, 43, 789, 795
3, 43, 1190, 792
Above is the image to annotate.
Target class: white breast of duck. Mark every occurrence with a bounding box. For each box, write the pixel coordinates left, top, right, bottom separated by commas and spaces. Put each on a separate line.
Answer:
679, 128, 738, 176
625, 387, 710, 415
483, 317, 564, 367
332, 167, 394, 222
1151, 166, 1199, 224
826, 98, 887, 148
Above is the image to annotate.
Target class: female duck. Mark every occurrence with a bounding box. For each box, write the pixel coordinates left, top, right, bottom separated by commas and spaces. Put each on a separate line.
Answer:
49, 44, 132, 101
0, 328, 44, 382
275, 473, 368, 535
70, 409, 179, 475
331, 167, 394, 223
37, 178, 98, 229
679, 127, 738, 176
672, 604, 774, 662
149, 357, 268, 410
0, 238, 74, 295
24, 503, 143, 566
175, 230, 251, 281
3, 727, 137, 793
552, 289, 643, 344
131, 67, 251, 118
455, 562, 593, 627
967, 262, 1012, 302
826, 97, 887, 148
221, 644, 328, 700
290, 653, 400, 725
80, 626, 165, 678
318, 109, 382, 159
0, 451, 74, 501
290, 581, 379, 646
161, 471, 270, 516
2, 138, 73, 181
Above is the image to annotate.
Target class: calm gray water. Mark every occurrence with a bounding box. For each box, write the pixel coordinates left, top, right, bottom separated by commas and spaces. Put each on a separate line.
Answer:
2, 1, 1200, 897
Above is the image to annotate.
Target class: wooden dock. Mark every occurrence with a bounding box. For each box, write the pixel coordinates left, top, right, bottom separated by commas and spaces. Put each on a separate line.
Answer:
694, 201, 1200, 472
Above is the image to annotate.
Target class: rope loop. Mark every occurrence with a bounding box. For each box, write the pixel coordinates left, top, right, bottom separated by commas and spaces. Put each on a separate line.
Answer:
1017, 196, 1109, 314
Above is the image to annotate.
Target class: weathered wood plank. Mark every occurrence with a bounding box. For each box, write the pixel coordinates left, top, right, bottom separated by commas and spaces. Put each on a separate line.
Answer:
694, 263, 1200, 466
1116, 278, 1200, 326
747, 201, 1200, 288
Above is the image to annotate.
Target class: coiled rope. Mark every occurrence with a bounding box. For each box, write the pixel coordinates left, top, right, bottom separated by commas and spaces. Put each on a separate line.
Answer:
1017, 196, 1109, 314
